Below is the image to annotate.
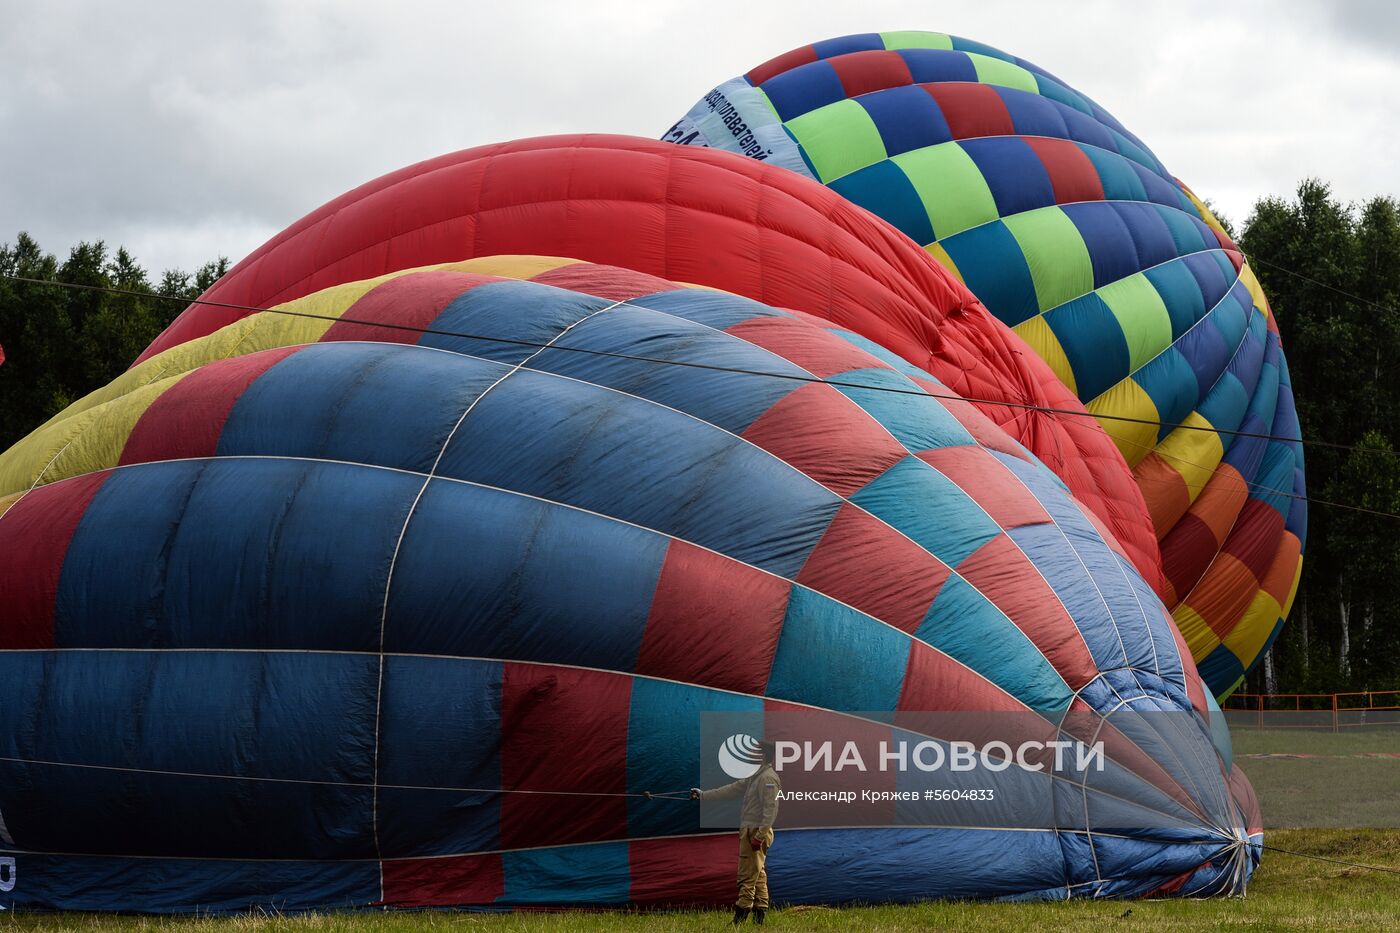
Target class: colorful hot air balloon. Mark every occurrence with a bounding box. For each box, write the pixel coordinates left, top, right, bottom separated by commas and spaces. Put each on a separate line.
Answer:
667, 33, 1305, 698
127, 135, 1166, 600
0, 258, 1257, 910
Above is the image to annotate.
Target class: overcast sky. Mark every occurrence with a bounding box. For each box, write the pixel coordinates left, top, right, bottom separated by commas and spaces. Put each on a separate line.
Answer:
2, 0, 1397, 274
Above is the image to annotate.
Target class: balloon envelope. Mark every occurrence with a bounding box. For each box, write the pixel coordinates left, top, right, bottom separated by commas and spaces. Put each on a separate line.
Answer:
666, 32, 1306, 697
0, 258, 1256, 910
130, 134, 1165, 601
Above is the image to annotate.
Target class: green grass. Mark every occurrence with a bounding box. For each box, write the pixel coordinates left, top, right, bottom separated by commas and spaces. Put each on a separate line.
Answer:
2, 829, 1397, 932
1231, 728, 1400, 827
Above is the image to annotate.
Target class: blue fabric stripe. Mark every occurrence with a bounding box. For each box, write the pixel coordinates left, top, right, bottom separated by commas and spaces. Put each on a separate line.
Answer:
1134, 347, 1201, 441
423, 279, 609, 365
625, 678, 762, 838
897, 48, 978, 84
832, 369, 975, 452
765, 585, 910, 712
940, 221, 1040, 326
760, 61, 846, 121
856, 85, 952, 155
994, 87, 1070, 140
961, 137, 1055, 219
828, 160, 936, 245
813, 33, 883, 58
377, 655, 503, 858
385, 479, 664, 668
502, 843, 631, 904
0, 649, 378, 860
1143, 260, 1208, 340
437, 368, 840, 580
526, 300, 803, 434
57, 458, 415, 652
1044, 292, 1130, 402
851, 456, 999, 566
219, 342, 500, 474
915, 574, 1072, 713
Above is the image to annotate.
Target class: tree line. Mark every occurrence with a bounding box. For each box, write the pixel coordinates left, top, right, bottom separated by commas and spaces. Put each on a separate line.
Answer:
0, 233, 228, 446
1, 178, 1397, 693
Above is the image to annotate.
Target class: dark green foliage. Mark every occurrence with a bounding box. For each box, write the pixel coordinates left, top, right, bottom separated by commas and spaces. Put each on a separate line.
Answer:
1240, 181, 1400, 692
0, 233, 228, 448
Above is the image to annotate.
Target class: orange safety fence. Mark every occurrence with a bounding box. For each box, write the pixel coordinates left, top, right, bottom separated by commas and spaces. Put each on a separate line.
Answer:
1223, 691, 1400, 731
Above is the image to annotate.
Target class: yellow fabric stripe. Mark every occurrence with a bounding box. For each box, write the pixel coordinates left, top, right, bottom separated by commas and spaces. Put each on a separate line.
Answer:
29, 277, 384, 438
1172, 601, 1221, 661
1239, 262, 1271, 320
0, 257, 637, 496
452, 255, 578, 279
1087, 379, 1159, 465
1222, 588, 1282, 670
1014, 316, 1077, 396
1179, 184, 1232, 241
1154, 412, 1225, 502
0, 490, 24, 520
0, 372, 191, 497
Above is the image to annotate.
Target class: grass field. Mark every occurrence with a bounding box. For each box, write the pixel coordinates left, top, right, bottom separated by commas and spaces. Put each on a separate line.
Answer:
1231, 727, 1400, 827
2, 829, 1397, 932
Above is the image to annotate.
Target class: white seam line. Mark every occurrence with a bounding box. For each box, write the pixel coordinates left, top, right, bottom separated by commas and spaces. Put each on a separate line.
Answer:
367, 295, 630, 898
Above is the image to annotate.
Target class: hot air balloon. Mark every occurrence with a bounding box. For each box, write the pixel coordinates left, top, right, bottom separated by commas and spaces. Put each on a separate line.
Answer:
128, 135, 1165, 601
0, 257, 1258, 910
667, 33, 1305, 698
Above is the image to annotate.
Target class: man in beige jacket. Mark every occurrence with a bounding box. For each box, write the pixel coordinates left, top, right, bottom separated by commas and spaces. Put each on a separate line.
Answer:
691, 742, 781, 924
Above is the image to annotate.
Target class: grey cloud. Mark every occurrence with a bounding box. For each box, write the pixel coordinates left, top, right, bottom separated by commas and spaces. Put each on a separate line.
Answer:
1, 0, 1394, 273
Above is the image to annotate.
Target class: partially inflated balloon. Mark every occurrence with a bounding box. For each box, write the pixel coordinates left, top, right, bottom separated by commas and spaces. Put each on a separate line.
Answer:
667, 32, 1305, 697
129, 134, 1165, 598
0, 258, 1256, 910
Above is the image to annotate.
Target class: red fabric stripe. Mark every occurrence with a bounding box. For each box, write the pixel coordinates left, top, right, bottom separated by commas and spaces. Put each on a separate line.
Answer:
908, 377, 1028, 458
1221, 499, 1286, 582
726, 315, 885, 378
747, 46, 819, 85
119, 346, 302, 466
0, 472, 109, 648
916, 447, 1051, 529
955, 534, 1098, 689
828, 50, 914, 99
629, 835, 734, 905
378, 852, 504, 907
796, 503, 948, 633
1260, 530, 1301, 606
499, 663, 631, 849
530, 263, 679, 301
635, 540, 788, 694
1160, 512, 1218, 601
1021, 137, 1105, 205
741, 383, 907, 497
897, 638, 1027, 714
321, 270, 497, 344
924, 84, 1014, 139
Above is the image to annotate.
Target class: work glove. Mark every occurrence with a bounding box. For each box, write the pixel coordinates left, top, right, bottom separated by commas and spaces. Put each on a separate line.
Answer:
690, 788, 701, 800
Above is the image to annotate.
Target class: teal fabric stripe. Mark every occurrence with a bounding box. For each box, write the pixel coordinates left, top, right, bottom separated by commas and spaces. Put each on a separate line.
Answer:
766, 585, 911, 712
915, 574, 1073, 714
851, 456, 1001, 566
